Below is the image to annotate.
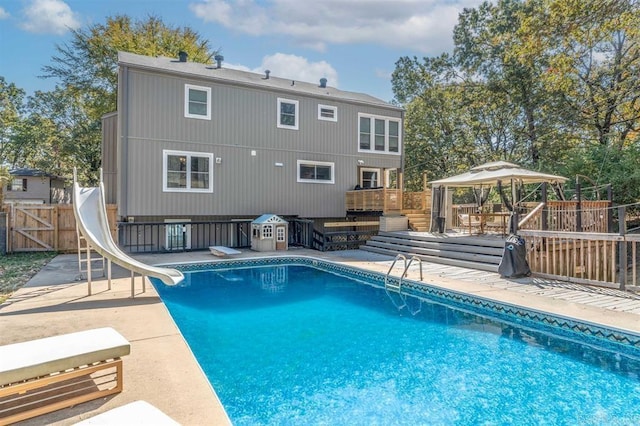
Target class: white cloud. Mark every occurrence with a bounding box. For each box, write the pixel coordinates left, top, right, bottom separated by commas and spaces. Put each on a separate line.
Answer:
225, 53, 339, 87
189, 0, 483, 54
0, 7, 9, 20
20, 0, 80, 35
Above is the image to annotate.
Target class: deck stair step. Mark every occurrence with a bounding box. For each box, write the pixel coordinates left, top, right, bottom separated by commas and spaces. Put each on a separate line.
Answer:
403, 212, 431, 232
361, 231, 506, 273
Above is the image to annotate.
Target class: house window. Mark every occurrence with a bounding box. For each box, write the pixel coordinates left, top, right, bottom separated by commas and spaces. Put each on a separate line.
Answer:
276, 226, 286, 242
163, 150, 213, 193
262, 224, 273, 239
277, 98, 299, 130
8, 178, 27, 192
297, 160, 335, 184
184, 84, 211, 120
358, 113, 401, 154
318, 104, 337, 122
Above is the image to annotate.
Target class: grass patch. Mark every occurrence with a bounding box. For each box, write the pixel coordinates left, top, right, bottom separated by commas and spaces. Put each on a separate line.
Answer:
0, 252, 57, 303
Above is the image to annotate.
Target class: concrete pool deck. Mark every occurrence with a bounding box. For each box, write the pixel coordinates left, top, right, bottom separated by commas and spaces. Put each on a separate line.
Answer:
2, 248, 640, 425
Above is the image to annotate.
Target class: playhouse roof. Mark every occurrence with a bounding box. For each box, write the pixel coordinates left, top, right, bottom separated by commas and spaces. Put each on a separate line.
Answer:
252, 214, 288, 224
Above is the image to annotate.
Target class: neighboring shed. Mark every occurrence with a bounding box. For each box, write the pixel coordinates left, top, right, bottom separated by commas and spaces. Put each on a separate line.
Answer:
251, 214, 288, 252
4, 168, 69, 204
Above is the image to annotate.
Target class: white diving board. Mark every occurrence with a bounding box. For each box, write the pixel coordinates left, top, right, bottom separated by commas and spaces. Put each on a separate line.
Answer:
209, 246, 241, 257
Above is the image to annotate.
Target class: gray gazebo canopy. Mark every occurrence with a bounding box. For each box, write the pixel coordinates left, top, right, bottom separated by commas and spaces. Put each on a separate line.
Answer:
429, 161, 568, 188
428, 161, 568, 233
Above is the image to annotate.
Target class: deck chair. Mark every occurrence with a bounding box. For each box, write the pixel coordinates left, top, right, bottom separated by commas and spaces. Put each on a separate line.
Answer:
458, 213, 483, 234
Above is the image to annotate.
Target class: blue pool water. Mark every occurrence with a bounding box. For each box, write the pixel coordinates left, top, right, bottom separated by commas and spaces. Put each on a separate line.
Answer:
152, 261, 640, 425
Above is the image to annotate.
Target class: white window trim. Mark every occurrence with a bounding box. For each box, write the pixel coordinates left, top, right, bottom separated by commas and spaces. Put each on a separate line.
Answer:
360, 167, 381, 188
276, 226, 286, 242
277, 98, 299, 130
184, 84, 212, 120
317, 104, 337, 122
162, 149, 214, 193
297, 159, 335, 184
357, 113, 401, 155
262, 224, 274, 240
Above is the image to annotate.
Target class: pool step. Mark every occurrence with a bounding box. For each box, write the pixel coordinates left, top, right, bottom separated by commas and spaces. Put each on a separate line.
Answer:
361, 231, 505, 273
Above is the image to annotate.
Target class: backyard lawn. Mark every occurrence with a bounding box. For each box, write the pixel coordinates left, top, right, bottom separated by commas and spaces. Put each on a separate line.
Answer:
0, 252, 57, 303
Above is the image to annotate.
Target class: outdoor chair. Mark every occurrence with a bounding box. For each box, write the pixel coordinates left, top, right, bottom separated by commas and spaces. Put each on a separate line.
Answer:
458, 213, 483, 234
0, 328, 130, 424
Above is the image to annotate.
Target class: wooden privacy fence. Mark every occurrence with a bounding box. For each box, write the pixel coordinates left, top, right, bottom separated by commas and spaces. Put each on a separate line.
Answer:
5, 204, 117, 253
519, 229, 640, 290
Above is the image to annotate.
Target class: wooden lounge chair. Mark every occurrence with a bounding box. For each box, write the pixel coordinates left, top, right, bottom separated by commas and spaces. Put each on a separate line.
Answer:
458, 213, 483, 234
74, 401, 179, 425
0, 327, 130, 424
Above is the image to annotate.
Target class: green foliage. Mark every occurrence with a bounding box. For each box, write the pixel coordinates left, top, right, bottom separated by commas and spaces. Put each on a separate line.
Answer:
5, 15, 217, 184
393, 0, 640, 203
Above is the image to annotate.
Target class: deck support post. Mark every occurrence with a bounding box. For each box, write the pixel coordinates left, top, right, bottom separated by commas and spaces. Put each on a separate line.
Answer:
618, 206, 627, 290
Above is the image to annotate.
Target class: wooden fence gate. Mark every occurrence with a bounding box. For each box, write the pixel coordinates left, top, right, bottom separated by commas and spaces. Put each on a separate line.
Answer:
5, 204, 117, 253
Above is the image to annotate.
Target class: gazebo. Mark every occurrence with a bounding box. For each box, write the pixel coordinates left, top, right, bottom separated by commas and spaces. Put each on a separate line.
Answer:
429, 161, 568, 233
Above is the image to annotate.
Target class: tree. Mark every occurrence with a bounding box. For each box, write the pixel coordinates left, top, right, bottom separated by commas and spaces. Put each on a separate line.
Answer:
0, 78, 25, 165
35, 15, 217, 182
392, 0, 640, 203
518, 0, 640, 148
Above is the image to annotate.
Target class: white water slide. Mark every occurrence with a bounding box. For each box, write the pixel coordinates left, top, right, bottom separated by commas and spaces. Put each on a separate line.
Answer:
73, 170, 184, 290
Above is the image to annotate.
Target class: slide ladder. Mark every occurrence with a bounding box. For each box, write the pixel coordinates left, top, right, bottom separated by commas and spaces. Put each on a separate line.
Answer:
384, 254, 424, 315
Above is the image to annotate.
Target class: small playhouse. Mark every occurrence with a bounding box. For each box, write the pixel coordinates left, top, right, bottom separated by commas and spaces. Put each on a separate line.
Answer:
251, 214, 288, 252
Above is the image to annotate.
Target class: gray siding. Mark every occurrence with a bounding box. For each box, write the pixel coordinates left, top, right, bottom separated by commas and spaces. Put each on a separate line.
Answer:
101, 112, 118, 204
5, 176, 51, 203
119, 67, 402, 218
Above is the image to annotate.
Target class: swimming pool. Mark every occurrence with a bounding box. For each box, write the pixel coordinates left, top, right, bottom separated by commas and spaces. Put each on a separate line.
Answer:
151, 257, 640, 425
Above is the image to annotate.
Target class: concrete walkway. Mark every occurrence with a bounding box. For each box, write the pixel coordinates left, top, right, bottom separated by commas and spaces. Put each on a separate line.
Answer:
2, 248, 640, 425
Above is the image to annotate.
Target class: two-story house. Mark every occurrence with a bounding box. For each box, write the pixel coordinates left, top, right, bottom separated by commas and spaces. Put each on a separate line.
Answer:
102, 52, 404, 244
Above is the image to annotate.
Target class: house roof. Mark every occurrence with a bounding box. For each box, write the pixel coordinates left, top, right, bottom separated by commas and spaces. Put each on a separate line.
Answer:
118, 52, 402, 111
252, 214, 288, 224
9, 167, 65, 180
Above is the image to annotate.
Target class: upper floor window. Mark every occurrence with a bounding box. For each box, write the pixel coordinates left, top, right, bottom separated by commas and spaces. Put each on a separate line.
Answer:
358, 113, 401, 154
184, 84, 211, 120
277, 98, 299, 130
163, 149, 213, 193
318, 104, 337, 122
297, 160, 334, 184
7, 178, 27, 192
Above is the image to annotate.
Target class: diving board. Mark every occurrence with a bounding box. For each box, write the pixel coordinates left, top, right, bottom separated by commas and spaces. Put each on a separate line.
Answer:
209, 246, 241, 257
73, 169, 184, 296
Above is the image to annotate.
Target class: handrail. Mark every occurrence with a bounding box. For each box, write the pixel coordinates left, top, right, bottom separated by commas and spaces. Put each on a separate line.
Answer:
385, 254, 407, 291
384, 254, 424, 314
404, 256, 423, 282
519, 202, 545, 228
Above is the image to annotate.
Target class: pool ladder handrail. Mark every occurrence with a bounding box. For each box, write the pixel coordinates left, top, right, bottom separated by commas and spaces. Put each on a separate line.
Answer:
384, 254, 423, 312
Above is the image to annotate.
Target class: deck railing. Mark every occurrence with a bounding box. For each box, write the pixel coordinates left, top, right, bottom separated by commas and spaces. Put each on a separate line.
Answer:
519, 229, 640, 290
117, 218, 315, 253
346, 189, 430, 213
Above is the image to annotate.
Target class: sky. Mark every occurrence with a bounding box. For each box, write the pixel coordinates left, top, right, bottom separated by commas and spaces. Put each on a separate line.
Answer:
0, 0, 484, 103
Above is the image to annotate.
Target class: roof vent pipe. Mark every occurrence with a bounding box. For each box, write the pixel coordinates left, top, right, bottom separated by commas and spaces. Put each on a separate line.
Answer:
214, 54, 224, 68
178, 51, 188, 62
264, 70, 271, 79
320, 78, 327, 88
